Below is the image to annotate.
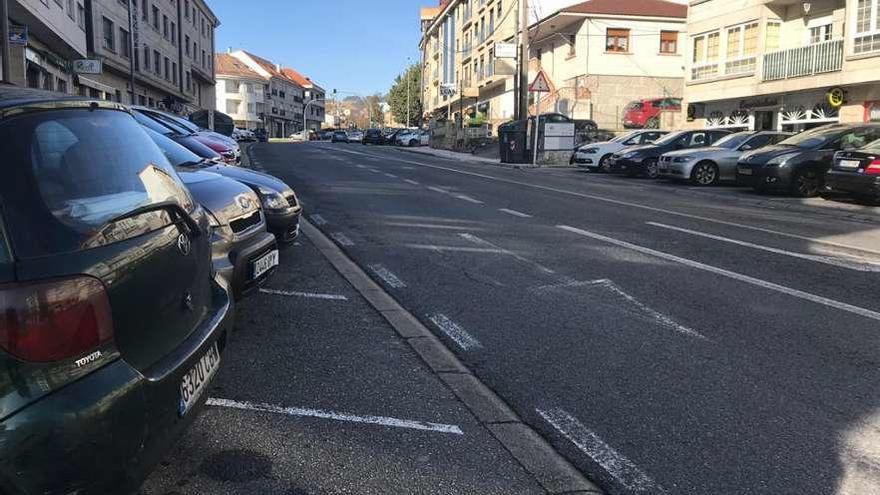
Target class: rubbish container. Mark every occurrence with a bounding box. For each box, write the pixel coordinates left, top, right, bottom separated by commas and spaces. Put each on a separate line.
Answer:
498, 120, 528, 164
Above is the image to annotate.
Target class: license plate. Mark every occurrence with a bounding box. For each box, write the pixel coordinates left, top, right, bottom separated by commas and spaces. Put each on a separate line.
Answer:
839, 159, 861, 169
251, 250, 279, 279
738, 167, 753, 175
179, 343, 221, 416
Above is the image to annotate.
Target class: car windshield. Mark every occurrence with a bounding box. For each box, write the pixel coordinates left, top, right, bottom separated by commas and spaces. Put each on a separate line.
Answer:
143, 126, 204, 167
0, 107, 191, 258
777, 126, 841, 148
713, 132, 753, 149
652, 131, 687, 146
863, 138, 880, 152
134, 110, 192, 135
146, 110, 200, 133
611, 132, 642, 143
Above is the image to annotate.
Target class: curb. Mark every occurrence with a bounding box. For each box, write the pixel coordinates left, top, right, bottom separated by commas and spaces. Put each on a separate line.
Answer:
300, 219, 604, 495
393, 147, 530, 170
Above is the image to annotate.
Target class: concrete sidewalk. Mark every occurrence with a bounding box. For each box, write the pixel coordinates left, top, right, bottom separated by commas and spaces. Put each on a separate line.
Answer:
395, 146, 515, 166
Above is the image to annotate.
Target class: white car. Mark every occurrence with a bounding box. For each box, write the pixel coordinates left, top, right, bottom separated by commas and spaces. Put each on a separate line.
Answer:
397, 129, 430, 147
232, 127, 255, 142
571, 130, 668, 172
347, 130, 364, 143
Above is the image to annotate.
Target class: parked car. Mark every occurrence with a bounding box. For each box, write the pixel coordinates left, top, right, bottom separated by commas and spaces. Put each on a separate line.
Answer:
827, 139, 880, 203
363, 128, 386, 145
610, 129, 731, 178
737, 124, 880, 197
623, 98, 682, 129
347, 130, 364, 143
0, 88, 232, 493
398, 129, 430, 147
254, 128, 268, 142
320, 130, 334, 140
658, 131, 791, 186
131, 107, 239, 164
133, 106, 241, 162
308, 130, 320, 141
385, 128, 410, 145
332, 130, 348, 142
131, 107, 226, 161
571, 130, 668, 171
146, 127, 279, 298
233, 127, 255, 142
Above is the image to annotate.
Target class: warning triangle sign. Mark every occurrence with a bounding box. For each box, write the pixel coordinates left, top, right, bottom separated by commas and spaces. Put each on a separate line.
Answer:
529, 71, 551, 92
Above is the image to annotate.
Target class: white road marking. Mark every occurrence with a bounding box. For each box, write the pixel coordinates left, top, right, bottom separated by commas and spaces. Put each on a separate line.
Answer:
428, 314, 482, 350
368, 264, 406, 288
537, 408, 660, 493
454, 194, 484, 204
259, 288, 348, 301
499, 208, 533, 218
404, 244, 510, 254
326, 146, 880, 257
558, 225, 880, 322
367, 168, 381, 173
647, 222, 880, 272
383, 173, 399, 178
309, 214, 328, 226
403, 179, 420, 185
426, 186, 449, 194
330, 232, 355, 246
386, 222, 485, 231
207, 398, 463, 435
459, 233, 555, 275
355, 164, 367, 169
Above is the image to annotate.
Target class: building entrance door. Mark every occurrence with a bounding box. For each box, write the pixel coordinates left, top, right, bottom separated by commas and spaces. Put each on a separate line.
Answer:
754, 111, 774, 131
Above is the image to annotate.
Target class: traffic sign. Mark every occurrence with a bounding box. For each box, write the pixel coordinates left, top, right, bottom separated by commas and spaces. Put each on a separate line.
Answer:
529, 70, 551, 93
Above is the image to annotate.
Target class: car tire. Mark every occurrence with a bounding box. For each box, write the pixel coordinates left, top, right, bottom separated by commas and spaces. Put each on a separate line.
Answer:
790, 168, 822, 198
598, 155, 612, 173
409, 139, 418, 147
644, 159, 660, 179
690, 161, 719, 186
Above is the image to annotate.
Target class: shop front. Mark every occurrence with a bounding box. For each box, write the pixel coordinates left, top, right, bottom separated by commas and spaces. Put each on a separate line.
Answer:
697, 89, 842, 133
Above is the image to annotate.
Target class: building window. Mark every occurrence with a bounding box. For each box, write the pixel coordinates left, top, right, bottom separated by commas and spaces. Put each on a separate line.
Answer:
57, 77, 67, 93
854, 0, 880, 53
226, 100, 240, 115
163, 15, 168, 38
67, 0, 74, 19
138, 95, 146, 105
120, 28, 130, 58
164, 57, 170, 80
152, 5, 159, 30
605, 28, 630, 53
172, 62, 177, 84
691, 30, 720, 80
77, 3, 85, 30
226, 80, 240, 93
660, 31, 678, 54
171, 22, 176, 44
567, 34, 576, 56
186, 71, 191, 92
142, 0, 148, 21
148, 97, 154, 107
143, 45, 150, 71
724, 22, 758, 74
101, 17, 115, 51
185, 35, 190, 55
765, 21, 781, 52
809, 24, 833, 44
154, 49, 160, 74
184, 0, 189, 17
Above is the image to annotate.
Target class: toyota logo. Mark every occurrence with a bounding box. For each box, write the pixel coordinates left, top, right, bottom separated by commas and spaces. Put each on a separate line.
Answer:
237, 195, 252, 210
177, 233, 191, 256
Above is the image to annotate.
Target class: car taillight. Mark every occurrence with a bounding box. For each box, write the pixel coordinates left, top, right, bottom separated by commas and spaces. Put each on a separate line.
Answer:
0, 276, 113, 362
866, 159, 880, 176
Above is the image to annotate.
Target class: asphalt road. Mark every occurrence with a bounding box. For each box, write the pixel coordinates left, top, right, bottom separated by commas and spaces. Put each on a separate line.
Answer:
245, 141, 880, 495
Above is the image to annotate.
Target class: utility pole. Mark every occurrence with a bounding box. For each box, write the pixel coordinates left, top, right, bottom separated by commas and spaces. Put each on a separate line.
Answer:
405, 56, 411, 127
517, 0, 529, 121
0, 0, 10, 84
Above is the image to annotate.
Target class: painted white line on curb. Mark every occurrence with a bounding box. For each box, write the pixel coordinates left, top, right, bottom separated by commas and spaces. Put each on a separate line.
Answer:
330, 232, 355, 247
428, 314, 482, 350
558, 225, 880, 322
537, 408, 659, 493
208, 398, 463, 435
455, 194, 484, 204
459, 233, 556, 275
259, 288, 348, 301
309, 214, 328, 226
404, 244, 510, 254
403, 179, 420, 185
647, 222, 880, 272
499, 208, 533, 218
368, 264, 406, 288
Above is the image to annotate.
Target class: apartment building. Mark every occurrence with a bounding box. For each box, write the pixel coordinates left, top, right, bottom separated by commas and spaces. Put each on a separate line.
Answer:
227, 50, 304, 137
529, 0, 687, 130
683, 0, 880, 132
215, 52, 266, 130
282, 67, 325, 131
2, 0, 87, 94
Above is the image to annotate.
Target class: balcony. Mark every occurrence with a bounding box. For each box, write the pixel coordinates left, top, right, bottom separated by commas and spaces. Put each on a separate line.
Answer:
691, 62, 719, 81
763, 39, 844, 81
462, 43, 473, 61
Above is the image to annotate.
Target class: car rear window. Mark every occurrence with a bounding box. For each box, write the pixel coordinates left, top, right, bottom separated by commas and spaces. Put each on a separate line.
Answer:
0, 108, 193, 259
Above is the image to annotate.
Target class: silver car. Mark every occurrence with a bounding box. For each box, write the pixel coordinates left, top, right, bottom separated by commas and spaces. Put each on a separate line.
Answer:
658, 131, 791, 186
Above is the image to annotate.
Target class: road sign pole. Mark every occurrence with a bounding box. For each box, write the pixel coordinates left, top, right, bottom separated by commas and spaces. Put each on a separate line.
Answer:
1, 0, 10, 84
532, 96, 539, 166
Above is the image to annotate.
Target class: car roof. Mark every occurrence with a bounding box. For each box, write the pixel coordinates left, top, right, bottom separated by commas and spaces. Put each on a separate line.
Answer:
0, 85, 127, 117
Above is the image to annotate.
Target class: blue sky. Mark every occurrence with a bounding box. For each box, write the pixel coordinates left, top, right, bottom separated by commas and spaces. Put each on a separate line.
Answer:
211, 0, 422, 97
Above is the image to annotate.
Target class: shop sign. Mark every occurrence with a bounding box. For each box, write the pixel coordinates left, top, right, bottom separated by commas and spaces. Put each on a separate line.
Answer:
738, 97, 778, 110
494, 43, 517, 59
73, 59, 103, 75
9, 25, 27, 46
827, 87, 846, 108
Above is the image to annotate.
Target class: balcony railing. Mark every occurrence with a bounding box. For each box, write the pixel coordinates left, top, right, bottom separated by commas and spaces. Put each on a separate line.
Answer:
724, 56, 757, 76
762, 39, 844, 81
691, 62, 719, 81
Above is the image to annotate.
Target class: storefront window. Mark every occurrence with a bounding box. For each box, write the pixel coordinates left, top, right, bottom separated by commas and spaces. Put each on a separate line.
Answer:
765, 22, 781, 52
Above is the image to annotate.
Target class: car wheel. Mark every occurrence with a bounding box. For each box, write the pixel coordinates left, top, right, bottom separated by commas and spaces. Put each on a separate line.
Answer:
791, 168, 821, 197
644, 159, 660, 179
598, 155, 612, 173
690, 161, 719, 186
409, 139, 418, 147
645, 117, 660, 129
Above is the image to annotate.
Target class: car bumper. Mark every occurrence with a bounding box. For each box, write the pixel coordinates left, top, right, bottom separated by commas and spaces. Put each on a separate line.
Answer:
214, 229, 278, 299
609, 158, 645, 174
266, 206, 302, 244
572, 153, 598, 168
825, 171, 880, 196
657, 160, 690, 178
0, 284, 232, 495
736, 165, 792, 189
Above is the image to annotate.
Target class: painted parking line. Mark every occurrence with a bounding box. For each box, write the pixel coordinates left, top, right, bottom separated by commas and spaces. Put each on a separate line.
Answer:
498, 208, 533, 218
386, 222, 486, 231
207, 398, 463, 435
647, 222, 880, 272
259, 288, 348, 301
309, 214, 328, 226
368, 264, 407, 288
537, 408, 660, 494
459, 233, 556, 275
403, 179, 421, 185
428, 314, 482, 350
330, 232, 355, 247
384, 173, 399, 178
454, 194, 484, 205
404, 244, 510, 254
558, 224, 880, 322
427, 186, 449, 194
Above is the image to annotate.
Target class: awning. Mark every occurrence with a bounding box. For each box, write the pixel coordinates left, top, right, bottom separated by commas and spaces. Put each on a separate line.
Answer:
76, 76, 116, 94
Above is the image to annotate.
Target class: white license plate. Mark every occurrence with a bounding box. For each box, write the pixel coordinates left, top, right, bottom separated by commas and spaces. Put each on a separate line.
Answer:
839, 159, 861, 169
252, 250, 279, 279
738, 167, 753, 175
179, 343, 221, 416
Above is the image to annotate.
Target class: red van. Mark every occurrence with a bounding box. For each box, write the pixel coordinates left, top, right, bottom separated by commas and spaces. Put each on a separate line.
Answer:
623, 98, 682, 129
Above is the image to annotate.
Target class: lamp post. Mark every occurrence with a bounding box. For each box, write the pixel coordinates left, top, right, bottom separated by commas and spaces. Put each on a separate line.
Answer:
406, 57, 411, 127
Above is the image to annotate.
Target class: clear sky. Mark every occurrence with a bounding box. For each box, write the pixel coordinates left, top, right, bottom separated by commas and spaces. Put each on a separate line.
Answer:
210, 0, 423, 97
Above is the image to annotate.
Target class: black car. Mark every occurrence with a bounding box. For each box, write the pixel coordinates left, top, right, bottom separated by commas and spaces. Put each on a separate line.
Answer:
736, 124, 880, 197
331, 130, 348, 142
146, 127, 279, 298
363, 128, 386, 145
254, 128, 268, 142
0, 88, 232, 493
610, 129, 731, 178
826, 139, 880, 203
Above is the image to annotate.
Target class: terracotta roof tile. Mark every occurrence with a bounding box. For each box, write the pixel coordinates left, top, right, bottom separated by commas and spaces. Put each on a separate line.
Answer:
561, 0, 687, 18
215, 53, 263, 79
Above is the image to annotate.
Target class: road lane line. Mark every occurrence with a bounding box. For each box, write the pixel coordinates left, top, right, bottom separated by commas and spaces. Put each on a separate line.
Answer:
428, 314, 482, 350
537, 408, 660, 493
383, 173, 399, 178
558, 225, 880, 322
309, 214, 328, 226
454, 194, 484, 205
404, 244, 510, 254
330, 232, 355, 247
326, 146, 880, 257
426, 186, 449, 194
499, 208, 533, 218
459, 233, 556, 275
403, 179, 420, 185
207, 398, 463, 435
367, 168, 381, 173
355, 164, 367, 169
368, 264, 406, 288
386, 222, 485, 231
647, 222, 880, 272
259, 288, 348, 301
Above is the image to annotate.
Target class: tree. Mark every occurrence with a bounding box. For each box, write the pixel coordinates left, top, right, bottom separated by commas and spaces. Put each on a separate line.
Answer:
388, 64, 422, 127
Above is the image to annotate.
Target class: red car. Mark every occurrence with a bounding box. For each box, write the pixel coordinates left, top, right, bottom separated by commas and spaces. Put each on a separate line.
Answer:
623, 98, 681, 129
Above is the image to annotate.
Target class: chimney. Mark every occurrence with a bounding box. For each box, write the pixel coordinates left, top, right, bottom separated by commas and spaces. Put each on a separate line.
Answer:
227, 47, 231, 54
275, 63, 281, 72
